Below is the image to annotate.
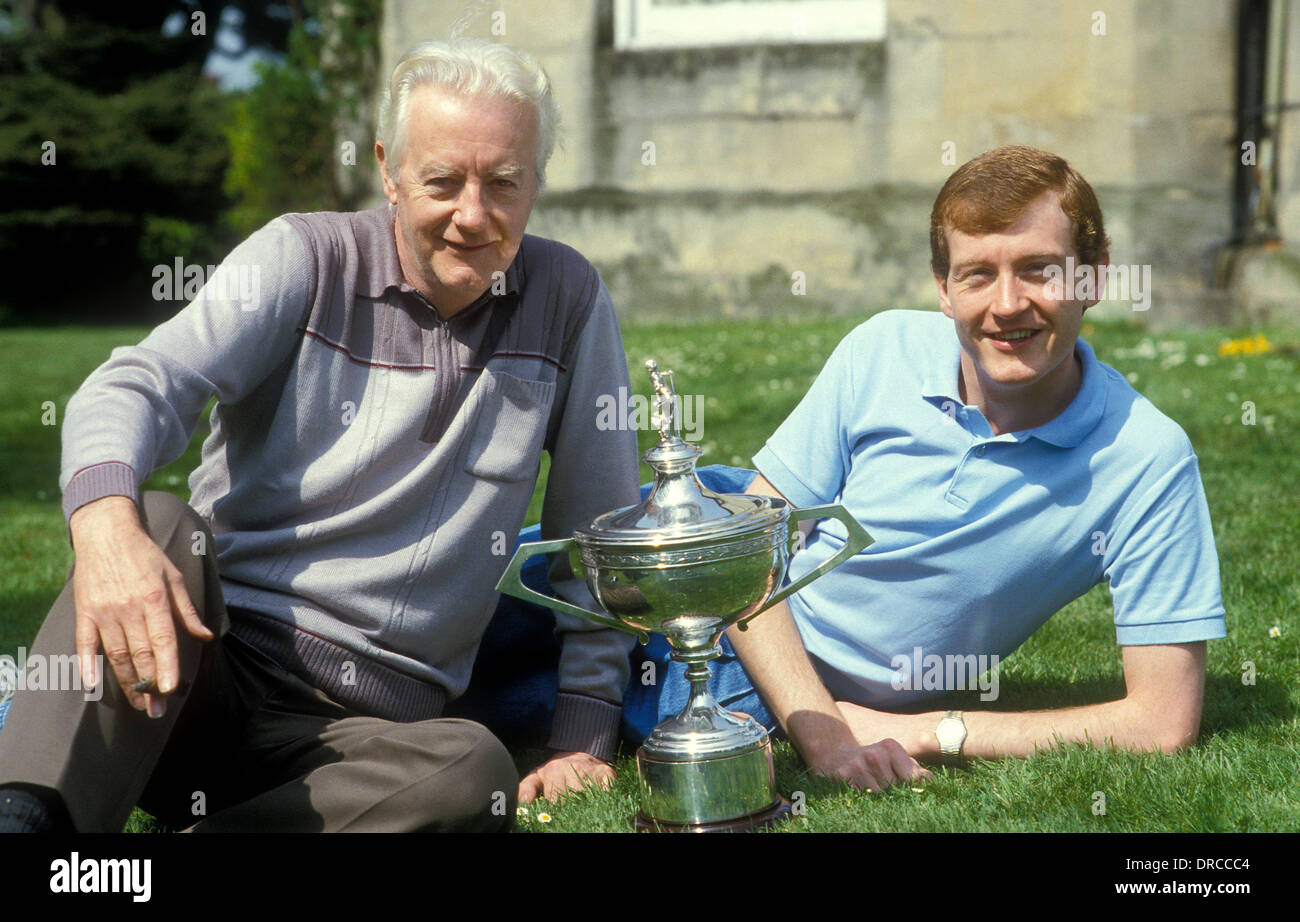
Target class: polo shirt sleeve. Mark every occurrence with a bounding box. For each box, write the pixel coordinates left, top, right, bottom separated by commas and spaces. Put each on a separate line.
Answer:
1105, 450, 1227, 645
753, 325, 863, 507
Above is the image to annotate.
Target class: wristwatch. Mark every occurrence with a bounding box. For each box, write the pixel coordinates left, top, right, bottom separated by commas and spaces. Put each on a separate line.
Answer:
935, 710, 967, 765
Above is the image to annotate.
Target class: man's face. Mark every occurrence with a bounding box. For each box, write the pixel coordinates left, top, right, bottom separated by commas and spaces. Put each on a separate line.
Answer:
377, 85, 539, 317
936, 192, 1099, 407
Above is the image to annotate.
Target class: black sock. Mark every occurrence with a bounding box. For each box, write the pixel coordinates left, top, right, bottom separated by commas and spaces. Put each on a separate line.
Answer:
0, 785, 72, 833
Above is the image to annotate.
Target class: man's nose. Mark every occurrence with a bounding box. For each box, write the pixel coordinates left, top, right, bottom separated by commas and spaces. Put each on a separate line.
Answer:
454, 183, 489, 233
991, 271, 1030, 317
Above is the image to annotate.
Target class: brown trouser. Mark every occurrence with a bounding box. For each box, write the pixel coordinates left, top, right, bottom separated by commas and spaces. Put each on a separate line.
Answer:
0, 492, 518, 832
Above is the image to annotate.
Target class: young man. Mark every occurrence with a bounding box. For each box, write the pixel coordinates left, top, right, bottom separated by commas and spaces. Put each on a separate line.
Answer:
630, 146, 1225, 793
0, 39, 639, 832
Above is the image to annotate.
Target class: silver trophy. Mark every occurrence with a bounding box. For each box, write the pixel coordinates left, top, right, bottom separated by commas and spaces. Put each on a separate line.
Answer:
496, 360, 872, 831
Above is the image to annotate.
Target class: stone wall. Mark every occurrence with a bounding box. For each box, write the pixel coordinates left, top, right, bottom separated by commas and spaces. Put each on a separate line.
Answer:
379, 0, 1295, 327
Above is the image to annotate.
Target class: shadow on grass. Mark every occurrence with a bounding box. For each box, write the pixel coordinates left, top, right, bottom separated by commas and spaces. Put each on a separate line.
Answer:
874, 673, 1290, 732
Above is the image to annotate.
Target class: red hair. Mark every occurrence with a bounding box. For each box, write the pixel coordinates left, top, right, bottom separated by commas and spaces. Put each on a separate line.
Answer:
930, 146, 1110, 277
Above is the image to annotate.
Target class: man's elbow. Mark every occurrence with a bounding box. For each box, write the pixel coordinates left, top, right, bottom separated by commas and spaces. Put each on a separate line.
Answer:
1139, 710, 1202, 754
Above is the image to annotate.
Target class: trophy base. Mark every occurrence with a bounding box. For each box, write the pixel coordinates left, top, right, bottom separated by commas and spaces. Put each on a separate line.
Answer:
636, 721, 786, 830
634, 796, 791, 833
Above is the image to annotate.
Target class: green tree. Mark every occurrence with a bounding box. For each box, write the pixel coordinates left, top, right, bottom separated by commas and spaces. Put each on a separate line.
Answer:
222, 0, 382, 239
0, 2, 233, 322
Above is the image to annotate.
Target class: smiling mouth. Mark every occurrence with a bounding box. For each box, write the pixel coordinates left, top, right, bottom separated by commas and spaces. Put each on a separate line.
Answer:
987, 330, 1039, 342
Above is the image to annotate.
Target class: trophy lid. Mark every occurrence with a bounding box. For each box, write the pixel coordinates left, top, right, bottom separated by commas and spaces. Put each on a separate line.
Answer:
576, 360, 787, 548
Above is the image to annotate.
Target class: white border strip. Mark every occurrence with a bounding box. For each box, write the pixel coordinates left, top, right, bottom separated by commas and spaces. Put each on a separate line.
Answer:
614, 0, 887, 49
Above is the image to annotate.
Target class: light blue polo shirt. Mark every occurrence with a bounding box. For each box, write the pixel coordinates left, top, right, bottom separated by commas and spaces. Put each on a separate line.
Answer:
753, 310, 1226, 708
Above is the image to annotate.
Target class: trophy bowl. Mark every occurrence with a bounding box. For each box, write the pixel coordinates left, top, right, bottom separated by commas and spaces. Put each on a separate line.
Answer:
496, 360, 872, 832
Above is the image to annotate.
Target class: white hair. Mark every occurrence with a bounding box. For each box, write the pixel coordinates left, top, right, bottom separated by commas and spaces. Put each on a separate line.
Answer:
377, 39, 561, 188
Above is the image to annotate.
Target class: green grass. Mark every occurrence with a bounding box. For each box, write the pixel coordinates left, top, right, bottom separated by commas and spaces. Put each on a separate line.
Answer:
3, 314, 1298, 832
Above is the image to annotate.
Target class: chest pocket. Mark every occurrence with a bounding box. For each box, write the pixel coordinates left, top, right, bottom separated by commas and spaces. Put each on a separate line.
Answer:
463, 368, 556, 482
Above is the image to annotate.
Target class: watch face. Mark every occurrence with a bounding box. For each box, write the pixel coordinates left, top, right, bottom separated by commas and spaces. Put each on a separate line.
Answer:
938, 715, 966, 752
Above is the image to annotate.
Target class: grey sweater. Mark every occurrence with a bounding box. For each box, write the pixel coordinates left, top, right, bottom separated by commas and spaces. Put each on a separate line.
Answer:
61, 206, 642, 760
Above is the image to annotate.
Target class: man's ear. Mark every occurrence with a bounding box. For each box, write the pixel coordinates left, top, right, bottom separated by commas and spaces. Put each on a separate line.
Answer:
935, 272, 955, 319
1084, 250, 1110, 313
376, 141, 399, 204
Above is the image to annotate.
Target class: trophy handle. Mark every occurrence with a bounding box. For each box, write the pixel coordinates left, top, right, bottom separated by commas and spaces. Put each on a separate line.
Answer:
495, 538, 650, 643
735, 504, 872, 630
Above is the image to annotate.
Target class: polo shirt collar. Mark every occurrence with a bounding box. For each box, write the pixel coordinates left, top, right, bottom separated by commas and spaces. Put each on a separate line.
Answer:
919, 323, 1108, 447
919, 326, 963, 401
1021, 335, 1107, 447
354, 204, 523, 305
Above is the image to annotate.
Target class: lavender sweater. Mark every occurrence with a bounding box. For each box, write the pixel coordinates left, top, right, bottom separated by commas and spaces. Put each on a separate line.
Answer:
60, 206, 641, 760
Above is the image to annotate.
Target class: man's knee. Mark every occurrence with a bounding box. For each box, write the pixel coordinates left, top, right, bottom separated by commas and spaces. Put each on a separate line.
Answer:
139, 491, 208, 554
381, 720, 519, 833
137, 491, 225, 634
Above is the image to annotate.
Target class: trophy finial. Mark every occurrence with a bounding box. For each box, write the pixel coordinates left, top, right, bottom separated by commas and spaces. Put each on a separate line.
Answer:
644, 358, 678, 443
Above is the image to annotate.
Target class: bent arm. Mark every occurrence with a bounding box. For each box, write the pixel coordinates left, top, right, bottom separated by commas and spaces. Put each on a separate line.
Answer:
840, 641, 1207, 759
726, 474, 928, 789
539, 280, 641, 762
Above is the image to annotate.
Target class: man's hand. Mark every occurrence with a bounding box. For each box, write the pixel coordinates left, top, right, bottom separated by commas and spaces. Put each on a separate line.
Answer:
69, 496, 214, 718
809, 738, 933, 792
836, 701, 937, 761
517, 750, 615, 803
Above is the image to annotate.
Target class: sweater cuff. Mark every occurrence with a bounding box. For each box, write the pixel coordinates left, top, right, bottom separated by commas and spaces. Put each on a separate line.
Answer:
548, 691, 622, 763
62, 461, 139, 526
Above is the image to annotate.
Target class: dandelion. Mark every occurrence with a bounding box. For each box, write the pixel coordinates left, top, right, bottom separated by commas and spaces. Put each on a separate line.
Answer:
1217, 334, 1273, 358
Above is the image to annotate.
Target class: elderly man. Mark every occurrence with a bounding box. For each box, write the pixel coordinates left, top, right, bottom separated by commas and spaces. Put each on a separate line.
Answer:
628, 146, 1225, 793
0, 39, 639, 832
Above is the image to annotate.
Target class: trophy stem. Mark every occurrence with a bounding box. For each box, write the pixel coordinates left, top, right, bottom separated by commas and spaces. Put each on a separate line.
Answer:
682, 656, 718, 718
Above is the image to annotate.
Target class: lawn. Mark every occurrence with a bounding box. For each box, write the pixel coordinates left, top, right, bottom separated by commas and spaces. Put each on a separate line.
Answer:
0, 313, 1297, 833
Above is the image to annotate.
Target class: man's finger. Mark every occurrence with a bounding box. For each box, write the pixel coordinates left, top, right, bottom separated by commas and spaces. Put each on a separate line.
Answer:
98, 620, 144, 710
878, 738, 926, 784
843, 762, 884, 793
74, 609, 101, 690
120, 604, 161, 706
517, 772, 542, 804
166, 566, 214, 643
145, 582, 189, 695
